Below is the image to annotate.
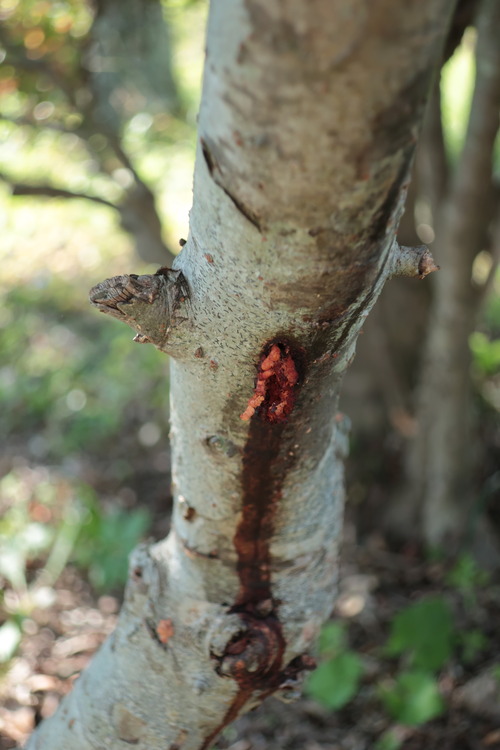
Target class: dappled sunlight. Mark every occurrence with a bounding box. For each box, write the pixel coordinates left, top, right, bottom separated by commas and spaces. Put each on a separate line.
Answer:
441, 28, 476, 159
0, 190, 131, 286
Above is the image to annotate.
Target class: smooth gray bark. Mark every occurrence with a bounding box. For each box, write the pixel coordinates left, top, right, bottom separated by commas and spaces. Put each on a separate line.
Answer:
26, 2, 450, 749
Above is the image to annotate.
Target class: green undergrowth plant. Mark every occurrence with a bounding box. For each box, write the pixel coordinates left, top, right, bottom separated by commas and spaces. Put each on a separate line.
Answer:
0, 282, 168, 459
374, 728, 407, 750
378, 597, 451, 726
445, 552, 490, 608
384, 596, 454, 671
0, 469, 150, 665
308, 555, 491, 741
71, 485, 151, 591
0, 271, 162, 669
305, 621, 364, 710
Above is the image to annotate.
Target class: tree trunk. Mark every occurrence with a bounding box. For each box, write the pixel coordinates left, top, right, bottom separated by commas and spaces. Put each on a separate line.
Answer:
86, 0, 179, 132
400, 0, 500, 553
26, 2, 451, 748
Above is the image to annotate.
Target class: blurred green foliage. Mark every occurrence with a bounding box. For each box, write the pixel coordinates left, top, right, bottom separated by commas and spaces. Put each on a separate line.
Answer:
374, 729, 405, 750
470, 332, 500, 377
0, 462, 151, 663
441, 26, 500, 420
0, 0, 188, 124
469, 283, 500, 415
458, 628, 488, 665
378, 670, 444, 727
442, 27, 500, 170
0, 0, 206, 674
308, 560, 491, 732
442, 25, 500, 406
0, 279, 169, 458
445, 553, 490, 605
72, 485, 150, 591
0, 0, 91, 102
0, 0, 204, 251
306, 622, 363, 710
385, 597, 454, 672
0, 271, 167, 599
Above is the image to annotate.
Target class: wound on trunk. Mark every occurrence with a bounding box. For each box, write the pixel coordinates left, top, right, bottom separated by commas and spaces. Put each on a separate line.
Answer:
240, 343, 299, 423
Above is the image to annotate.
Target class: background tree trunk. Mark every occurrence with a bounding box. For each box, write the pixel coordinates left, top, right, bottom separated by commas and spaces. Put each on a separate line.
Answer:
0, 0, 178, 264
340, 0, 500, 563
394, 0, 500, 555
26, 2, 451, 748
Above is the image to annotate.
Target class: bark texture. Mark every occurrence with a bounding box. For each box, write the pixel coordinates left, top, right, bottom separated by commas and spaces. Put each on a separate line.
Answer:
401, 0, 500, 550
26, 2, 450, 749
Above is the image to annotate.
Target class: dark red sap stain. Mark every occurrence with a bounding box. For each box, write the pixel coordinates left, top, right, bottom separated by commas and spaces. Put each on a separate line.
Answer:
233, 419, 284, 609
198, 688, 254, 750
235, 341, 302, 609
198, 342, 302, 750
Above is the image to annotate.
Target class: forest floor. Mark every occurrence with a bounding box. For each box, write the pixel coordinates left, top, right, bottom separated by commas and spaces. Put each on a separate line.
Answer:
1, 505, 499, 750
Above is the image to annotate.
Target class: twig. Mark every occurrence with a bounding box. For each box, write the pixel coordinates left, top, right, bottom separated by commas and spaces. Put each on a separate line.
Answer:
0, 114, 78, 134
104, 132, 150, 192
0, 171, 117, 209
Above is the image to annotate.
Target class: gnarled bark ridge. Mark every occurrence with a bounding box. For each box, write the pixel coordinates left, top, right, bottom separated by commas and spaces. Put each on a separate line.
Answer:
26, 2, 450, 749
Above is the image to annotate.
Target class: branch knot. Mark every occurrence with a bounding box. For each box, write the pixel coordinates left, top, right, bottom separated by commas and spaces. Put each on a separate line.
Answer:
89, 267, 190, 353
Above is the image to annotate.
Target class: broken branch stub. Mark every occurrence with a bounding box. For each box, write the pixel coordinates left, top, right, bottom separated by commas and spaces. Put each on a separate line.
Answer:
89, 267, 190, 354
390, 241, 440, 279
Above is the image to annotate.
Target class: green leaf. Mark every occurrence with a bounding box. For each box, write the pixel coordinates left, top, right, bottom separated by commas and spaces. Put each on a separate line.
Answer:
374, 729, 403, 750
386, 597, 454, 671
306, 651, 363, 710
379, 670, 444, 726
318, 621, 346, 656
72, 501, 151, 592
